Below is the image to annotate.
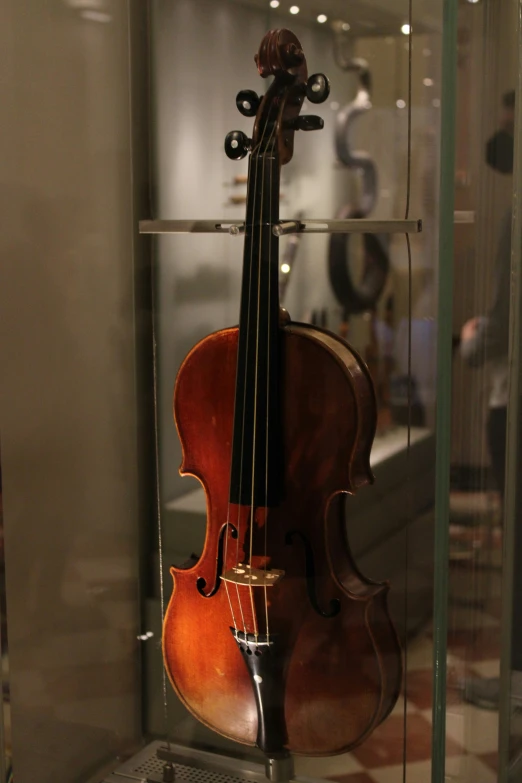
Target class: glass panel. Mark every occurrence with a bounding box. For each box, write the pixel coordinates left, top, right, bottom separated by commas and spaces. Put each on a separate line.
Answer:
499, 7, 522, 781
431, 0, 457, 780
0, 448, 10, 783
0, 0, 452, 780
151, 1, 442, 782
0, 2, 148, 781
444, 0, 520, 781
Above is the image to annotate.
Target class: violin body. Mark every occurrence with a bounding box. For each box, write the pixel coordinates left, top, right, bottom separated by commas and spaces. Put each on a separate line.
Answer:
163, 321, 401, 755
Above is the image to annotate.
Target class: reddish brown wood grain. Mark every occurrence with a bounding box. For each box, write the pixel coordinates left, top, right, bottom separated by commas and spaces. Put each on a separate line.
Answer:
162, 322, 402, 756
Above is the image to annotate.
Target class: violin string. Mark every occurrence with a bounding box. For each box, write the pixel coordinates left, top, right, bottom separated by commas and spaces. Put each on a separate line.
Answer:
226, 108, 276, 642
263, 133, 276, 644
230, 149, 259, 639
224, 150, 257, 640
249, 145, 264, 643
260, 127, 278, 643
249, 116, 279, 641
402, 1, 413, 780
248, 118, 278, 643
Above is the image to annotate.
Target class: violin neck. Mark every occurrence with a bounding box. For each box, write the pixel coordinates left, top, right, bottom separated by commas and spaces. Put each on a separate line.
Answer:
229, 149, 282, 507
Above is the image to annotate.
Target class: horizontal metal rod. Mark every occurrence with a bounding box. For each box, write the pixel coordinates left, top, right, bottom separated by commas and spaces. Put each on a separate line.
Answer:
292, 219, 422, 234
139, 220, 239, 234
139, 218, 423, 235
454, 210, 475, 224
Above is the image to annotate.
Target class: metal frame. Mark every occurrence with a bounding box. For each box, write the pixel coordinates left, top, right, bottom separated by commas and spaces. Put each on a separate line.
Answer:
431, 0, 458, 780
139, 218, 422, 236
101, 740, 328, 783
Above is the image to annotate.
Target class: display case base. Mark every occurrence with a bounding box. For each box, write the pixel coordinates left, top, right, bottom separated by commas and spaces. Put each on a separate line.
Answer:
102, 740, 326, 783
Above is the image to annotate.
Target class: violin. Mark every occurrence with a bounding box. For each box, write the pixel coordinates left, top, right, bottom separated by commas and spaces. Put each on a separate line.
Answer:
328, 52, 389, 317
328, 51, 391, 433
163, 29, 402, 772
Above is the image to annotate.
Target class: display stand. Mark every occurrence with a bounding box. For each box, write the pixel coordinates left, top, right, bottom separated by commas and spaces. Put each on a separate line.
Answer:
101, 740, 326, 783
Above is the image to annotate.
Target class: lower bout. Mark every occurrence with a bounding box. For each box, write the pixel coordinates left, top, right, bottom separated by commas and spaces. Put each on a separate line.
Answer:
162, 590, 389, 756
163, 594, 258, 746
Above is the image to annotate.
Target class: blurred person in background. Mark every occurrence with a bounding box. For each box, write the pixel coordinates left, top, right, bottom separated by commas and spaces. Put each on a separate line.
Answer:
460, 90, 522, 716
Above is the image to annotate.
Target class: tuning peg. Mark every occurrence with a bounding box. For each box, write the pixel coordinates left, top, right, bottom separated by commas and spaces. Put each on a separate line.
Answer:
224, 131, 251, 160
287, 115, 324, 132
306, 73, 330, 104
236, 90, 261, 117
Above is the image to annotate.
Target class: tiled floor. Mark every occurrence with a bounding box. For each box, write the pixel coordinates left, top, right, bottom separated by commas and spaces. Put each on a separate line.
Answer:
295, 618, 503, 783
1, 490, 509, 782
296, 491, 507, 783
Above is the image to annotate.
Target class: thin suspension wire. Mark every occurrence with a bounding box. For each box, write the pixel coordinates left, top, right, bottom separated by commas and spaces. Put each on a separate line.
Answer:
404, 3, 413, 222
151, 258, 172, 754
402, 0, 413, 780
146, 0, 172, 753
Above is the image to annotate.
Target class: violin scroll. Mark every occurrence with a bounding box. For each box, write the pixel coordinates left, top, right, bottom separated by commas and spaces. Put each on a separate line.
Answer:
254, 29, 306, 77
225, 32, 330, 166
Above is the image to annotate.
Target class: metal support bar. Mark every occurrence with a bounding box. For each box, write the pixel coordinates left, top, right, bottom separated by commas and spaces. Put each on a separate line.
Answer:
139, 218, 423, 235
454, 210, 474, 224
273, 220, 302, 236
294, 218, 422, 233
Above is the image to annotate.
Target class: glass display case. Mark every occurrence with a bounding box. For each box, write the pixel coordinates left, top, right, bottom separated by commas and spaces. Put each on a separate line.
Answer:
0, 0, 521, 782
147, 1, 439, 779
438, 1, 522, 781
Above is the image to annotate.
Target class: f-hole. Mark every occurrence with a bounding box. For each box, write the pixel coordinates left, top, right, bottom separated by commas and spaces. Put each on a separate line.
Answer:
285, 530, 341, 618
197, 523, 238, 598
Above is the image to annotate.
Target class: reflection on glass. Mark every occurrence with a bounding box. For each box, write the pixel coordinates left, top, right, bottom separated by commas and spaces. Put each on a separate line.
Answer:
153, 1, 441, 781
447, 1, 520, 780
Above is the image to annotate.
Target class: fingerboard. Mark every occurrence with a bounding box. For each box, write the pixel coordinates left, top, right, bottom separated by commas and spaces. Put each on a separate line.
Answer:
229, 150, 282, 507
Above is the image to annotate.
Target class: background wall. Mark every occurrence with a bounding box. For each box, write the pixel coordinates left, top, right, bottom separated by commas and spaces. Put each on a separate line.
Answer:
152, 0, 442, 505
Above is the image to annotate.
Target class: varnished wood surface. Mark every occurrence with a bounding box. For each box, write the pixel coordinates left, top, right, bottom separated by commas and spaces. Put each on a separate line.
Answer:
253, 30, 307, 166
163, 323, 402, 756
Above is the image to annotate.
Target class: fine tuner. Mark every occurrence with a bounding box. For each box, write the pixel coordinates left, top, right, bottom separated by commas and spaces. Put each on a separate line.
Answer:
226, 72, 330, 161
